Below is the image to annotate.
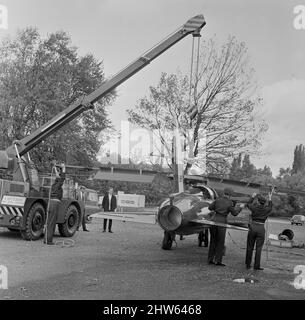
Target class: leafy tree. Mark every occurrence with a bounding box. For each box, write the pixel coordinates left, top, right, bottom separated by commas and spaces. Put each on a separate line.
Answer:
128, 36, 267, 175
277, 167, 292, 179
240, 154, 257, 179
257, 165, 272, 177
229, 153, 243, 179
0, 28, 115, 170
292, 144, 305, 174
229, 153, 261, 180
269, 172, 305, 216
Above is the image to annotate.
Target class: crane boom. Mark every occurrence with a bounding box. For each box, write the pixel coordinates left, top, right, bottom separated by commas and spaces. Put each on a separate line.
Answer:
7, 14, 206, 157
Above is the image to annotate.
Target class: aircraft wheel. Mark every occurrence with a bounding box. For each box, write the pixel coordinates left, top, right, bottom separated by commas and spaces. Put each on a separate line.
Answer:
162, 231, 173, 250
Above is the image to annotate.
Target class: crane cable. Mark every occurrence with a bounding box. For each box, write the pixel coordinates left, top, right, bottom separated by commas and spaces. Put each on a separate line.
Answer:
188, 35, 201, 121
44, 165, 55, 243
188, 37, 195, 108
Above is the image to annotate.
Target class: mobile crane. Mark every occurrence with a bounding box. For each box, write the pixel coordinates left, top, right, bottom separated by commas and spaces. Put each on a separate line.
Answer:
0, 14, 206, 240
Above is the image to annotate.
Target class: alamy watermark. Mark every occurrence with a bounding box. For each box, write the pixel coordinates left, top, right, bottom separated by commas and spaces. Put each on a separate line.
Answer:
98, 120, 207, 173
0, 265, 8, 289
293, 265, 305, 290
293, 5, 305, 29
0, 4, 8, 30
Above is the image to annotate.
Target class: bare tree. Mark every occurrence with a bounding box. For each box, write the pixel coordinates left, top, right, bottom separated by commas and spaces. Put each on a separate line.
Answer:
128, 36, 267, 175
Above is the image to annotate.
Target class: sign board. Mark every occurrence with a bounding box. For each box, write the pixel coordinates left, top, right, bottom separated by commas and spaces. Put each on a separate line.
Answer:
117, 194, 145, 208
1, 195, 26, 207
86, 190, 98, 203
98, 196, 104, 206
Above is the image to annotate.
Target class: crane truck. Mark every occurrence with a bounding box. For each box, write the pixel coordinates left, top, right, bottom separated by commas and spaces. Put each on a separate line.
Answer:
0, 14, 206, 240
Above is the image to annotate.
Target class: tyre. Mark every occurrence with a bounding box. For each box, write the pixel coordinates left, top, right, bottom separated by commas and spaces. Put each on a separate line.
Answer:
162, 231, 173, 250
21, 203, 46, 241
58, 204, 80, 237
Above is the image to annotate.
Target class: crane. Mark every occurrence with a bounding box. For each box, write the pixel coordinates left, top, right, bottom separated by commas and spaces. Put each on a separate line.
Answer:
0, 14, 206, 240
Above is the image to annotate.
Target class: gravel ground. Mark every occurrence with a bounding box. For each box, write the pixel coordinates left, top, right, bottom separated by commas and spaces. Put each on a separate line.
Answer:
0, 217, 304, 300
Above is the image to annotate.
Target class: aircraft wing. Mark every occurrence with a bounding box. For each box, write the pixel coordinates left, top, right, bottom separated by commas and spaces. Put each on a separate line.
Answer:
191, 218, 249, 231
91, 212, 248, 231
90, 211, 157, 225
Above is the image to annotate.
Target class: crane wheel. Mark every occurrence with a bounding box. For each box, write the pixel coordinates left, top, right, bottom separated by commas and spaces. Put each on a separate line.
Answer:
21, 203, 46, 241
58, 204, 79, 237
162, 231, 173, 250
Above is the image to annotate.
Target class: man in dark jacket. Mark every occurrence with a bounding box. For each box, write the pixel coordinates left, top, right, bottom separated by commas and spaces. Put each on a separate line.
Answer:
101, 187, 117, 233
44, 163, 65, 245
245, 192, 272, 270
208, 188, 242, 266
76, 185, 89, 232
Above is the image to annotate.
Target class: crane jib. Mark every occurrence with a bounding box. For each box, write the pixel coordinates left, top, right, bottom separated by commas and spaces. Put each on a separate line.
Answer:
7, 14, 206, 157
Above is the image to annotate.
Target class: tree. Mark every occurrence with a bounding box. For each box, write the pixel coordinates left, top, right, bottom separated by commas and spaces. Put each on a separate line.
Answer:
275, 172, 305, 215
229, 153, 274, 185
240, 155, 256, 179
229, 153, 243, 179
128, 36, 267, 175
0, 28, 115, 170
277, 167, 292, 179
229, 153, 258, 180
256, 165, 272, 177
292, 144, 305, 174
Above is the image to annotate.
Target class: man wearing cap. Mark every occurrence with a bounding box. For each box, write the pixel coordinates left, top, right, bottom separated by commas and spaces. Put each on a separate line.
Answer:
208, 188, 242, 266
245, 193, 273, 270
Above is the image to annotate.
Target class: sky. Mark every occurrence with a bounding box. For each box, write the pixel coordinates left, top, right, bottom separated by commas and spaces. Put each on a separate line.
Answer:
0, 0, 304, 176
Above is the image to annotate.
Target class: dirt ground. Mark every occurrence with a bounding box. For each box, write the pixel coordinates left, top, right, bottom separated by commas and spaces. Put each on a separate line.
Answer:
0, 216, 305, 300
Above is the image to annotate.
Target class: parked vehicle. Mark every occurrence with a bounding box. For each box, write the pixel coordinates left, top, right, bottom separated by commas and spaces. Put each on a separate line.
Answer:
291, 215, 305, 226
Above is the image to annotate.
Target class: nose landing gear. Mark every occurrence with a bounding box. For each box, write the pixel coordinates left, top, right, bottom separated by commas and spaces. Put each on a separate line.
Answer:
162, 231, 175, 250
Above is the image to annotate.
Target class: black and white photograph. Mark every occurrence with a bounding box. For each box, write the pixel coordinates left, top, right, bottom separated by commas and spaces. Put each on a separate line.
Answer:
0, 0, 305, 311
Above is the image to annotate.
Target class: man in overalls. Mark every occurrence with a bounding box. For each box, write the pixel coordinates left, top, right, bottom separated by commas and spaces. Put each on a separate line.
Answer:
44, 163, 66, 245
246, 193, 273, 270
208, 188, 242, 266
